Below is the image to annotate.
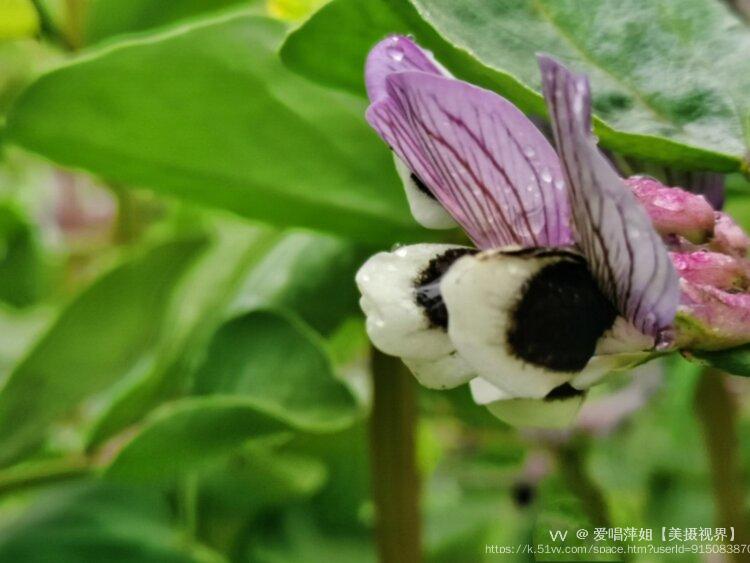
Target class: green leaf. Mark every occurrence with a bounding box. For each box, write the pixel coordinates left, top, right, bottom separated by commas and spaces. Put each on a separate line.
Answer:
86, 227, 361, 450
0, 203, 42, 308
248, 510, 375, 563
0, 0, 39, 39
84, 223, 277, 450
5, 14, 425, 244
193, 310, 357, 425
0, 236, 207, 466
282, 0, 750, 171
105, 310, 359, 482
691, 345, 750, 377
196, 444, 329, 556
280, 0, 408, 95
0, 482, 224, 563
83, 0, 261, 44
230, 231, 364, 335
267, 0, 329, 21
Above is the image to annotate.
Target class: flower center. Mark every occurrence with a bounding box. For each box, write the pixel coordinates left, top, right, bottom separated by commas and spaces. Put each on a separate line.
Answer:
508, 258, 617, 372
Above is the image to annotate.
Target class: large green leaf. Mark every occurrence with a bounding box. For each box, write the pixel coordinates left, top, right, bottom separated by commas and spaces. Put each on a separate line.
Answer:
0, 236, 207, 466
83, 0, 261, 44
0, 482, 223, 563
104, 310, 359, 482
230, 231, 363, 335
5, 14, 426, 243
86, 227, 361, 450
84, 222, 278, 450
282, 0, 750, 171
192, 310, 357, 424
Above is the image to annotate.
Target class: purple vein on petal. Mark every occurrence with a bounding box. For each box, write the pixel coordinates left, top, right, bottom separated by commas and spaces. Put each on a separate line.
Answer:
538, 54, 679, 337
367, 69, 573, 249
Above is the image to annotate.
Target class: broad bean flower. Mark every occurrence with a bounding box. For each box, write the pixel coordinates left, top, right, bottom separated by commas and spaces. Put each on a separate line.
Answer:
356, 36, 750, 427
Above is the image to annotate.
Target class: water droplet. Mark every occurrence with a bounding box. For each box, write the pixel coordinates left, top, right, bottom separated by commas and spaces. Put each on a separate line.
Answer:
523, 146, 536, 158
540, 167, 552, 183
387, 46, 404, 62
554, 179, 565, 191
573, 95, 583, 114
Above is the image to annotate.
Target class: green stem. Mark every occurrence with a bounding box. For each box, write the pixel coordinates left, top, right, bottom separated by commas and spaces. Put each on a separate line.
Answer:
556, 440, 611, 528
64, 0, 86, 50
30, 0, 74, 50
695, 369, 748, 557
0, 456, 91, 496
369, 348, 422, 563
179, 473, 200, 541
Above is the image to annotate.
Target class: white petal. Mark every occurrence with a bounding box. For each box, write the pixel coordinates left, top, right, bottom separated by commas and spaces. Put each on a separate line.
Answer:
570, 318, 654, 389
393, 156, 457, 229
571, 351, 652, 389
356, 243, 466, 360
441, 249, 572, 398
403, 353, 474, 390
596, 317, 654, 354
471, 378, 583, 428
469, 376, 511, 405
485, 395, 584, 428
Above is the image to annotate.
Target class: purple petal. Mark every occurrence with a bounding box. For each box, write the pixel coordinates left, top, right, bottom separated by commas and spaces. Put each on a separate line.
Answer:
538, 55, 679, 337
365, 36, 445, 104
366, 71, 574, 249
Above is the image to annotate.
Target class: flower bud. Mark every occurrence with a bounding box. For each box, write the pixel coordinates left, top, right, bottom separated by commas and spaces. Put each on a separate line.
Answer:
626, 176, 715, 244
712, 212, 750, 257
670, 251, 748, 291
675, 281, 750, 349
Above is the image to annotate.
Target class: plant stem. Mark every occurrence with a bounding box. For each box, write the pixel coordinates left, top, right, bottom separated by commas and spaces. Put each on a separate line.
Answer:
30, 0, 74, 50
0, 456, 91, 496
556, 440, 611, 528
369, 348, 421, 563
64, 0, 87, 50
179, 473, 200, 541
695, 369, 748, 555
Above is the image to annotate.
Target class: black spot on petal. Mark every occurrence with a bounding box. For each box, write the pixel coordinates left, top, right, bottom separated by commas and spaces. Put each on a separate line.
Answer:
500, 247, 584, 261
410, 173, 437, 200
415, 248, 477, 329
545, 382, 585, 401
508, 259, 617, 372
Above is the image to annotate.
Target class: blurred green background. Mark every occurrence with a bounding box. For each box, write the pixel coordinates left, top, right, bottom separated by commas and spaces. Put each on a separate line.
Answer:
1, 0, 750, 561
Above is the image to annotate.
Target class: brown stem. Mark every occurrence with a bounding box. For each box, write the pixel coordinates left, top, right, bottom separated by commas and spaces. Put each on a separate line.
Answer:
695, 369, 748, 556
556, 440, 611, 528
369, 348, 422, 563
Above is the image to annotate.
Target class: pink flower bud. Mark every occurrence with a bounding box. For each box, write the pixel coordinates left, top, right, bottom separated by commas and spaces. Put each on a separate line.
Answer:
712, 212, 750, 257
670, 251, 748, 291
626, 176, 715, 244
676, 281, 750, 349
